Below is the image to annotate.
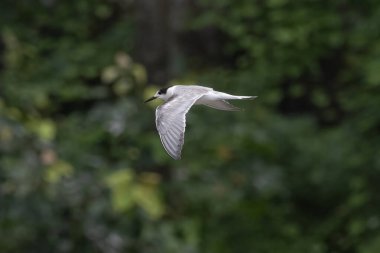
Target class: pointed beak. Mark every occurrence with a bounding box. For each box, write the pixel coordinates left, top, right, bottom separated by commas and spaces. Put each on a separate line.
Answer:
144, 96, 157, 103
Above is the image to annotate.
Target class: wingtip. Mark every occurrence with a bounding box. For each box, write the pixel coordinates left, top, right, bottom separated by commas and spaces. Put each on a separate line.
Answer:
174, 152, 182, 160
171, 154, 181, 160
168, 151, 181, 160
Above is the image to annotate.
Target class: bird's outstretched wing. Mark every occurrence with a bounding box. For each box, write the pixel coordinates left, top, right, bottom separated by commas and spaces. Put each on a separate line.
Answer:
155, 87, 209, 160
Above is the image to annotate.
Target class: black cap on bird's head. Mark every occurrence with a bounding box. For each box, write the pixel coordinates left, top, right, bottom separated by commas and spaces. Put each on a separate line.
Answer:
144, 87, 170, 103
157, 87, 168, 95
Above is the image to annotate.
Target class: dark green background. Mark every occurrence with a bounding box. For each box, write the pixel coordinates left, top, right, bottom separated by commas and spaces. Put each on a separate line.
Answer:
1, 0, 380, 252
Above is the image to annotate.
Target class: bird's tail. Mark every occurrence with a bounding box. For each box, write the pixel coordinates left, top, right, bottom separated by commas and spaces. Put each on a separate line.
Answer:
212, 91, 257, 100
222, 94, 257, 100
235, 95, 257, 100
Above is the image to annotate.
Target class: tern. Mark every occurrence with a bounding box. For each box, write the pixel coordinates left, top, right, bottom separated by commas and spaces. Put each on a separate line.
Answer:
145, 85, 257, 160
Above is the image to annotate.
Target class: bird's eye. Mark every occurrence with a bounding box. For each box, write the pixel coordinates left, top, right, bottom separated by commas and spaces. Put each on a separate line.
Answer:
158, 92, 161, 95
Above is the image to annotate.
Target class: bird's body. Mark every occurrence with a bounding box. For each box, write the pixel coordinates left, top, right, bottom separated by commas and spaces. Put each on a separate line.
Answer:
145, 85, 257, 160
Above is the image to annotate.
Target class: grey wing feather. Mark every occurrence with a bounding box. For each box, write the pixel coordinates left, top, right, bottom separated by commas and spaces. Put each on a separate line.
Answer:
155, 89, 208, 160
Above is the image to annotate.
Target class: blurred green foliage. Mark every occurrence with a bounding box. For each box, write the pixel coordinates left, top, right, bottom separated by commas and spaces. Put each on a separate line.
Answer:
1, 0, 380, 253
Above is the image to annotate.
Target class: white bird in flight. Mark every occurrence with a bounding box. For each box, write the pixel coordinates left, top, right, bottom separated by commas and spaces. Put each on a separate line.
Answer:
145, 85, 257, 160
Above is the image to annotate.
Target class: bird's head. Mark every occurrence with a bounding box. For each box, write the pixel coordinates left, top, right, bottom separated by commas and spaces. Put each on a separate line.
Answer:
144, 86, 172, 103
